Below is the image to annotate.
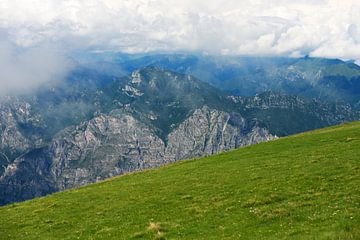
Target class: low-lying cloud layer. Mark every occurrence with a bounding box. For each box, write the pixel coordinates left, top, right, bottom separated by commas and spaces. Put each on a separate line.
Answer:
0, 0, 359, 95
0, 40, 71, 95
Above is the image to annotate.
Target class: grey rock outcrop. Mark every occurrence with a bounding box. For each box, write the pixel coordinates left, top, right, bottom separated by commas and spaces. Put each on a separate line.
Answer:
0, 106, 31, 157
50, 113, 167, 189
0, 106, 274, 205
165, 107, 273, 160
0, 98, 45, 174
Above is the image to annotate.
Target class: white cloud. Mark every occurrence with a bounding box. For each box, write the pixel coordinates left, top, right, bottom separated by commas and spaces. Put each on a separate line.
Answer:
0, 39, 71, 95
0, 0, 359, 61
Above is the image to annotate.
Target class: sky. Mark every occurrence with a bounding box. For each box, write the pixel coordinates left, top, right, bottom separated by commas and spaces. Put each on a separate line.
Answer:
0, 0, 360, 94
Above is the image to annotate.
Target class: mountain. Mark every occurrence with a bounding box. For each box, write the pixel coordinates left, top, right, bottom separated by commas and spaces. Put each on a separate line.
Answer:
1, 121, 359, 239
231, 92, 359, 136
0, 67, 359, 205
85, 53, 360, 106
0, 68, 272, 205
98, 67, 233, 139
0, 67, 114, 175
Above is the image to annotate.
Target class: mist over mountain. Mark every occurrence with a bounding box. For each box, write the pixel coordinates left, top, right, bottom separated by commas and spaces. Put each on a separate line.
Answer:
0, 0, 359, 96
0, 40, 72, 95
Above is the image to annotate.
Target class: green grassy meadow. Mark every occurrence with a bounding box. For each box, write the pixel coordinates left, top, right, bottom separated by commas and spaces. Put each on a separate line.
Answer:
1, 122, 360, 239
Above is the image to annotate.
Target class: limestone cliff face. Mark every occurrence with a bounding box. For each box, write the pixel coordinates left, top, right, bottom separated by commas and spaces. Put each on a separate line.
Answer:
0, 98, 45, 174
0, 106, 31, 157
0, 107, 274, 205
49, 113, 166, 190
165, 107, 273, 160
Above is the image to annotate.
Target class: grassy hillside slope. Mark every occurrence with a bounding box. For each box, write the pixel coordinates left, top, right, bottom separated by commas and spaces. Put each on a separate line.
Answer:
1, 122, 360, 239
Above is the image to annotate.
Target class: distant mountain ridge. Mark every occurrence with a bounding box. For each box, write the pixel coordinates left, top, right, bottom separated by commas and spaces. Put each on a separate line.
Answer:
81, 53, 360, 106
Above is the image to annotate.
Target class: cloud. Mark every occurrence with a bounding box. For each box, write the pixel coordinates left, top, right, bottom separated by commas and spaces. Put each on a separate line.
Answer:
0, 38, 71, 95
0, 0, 360, 62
